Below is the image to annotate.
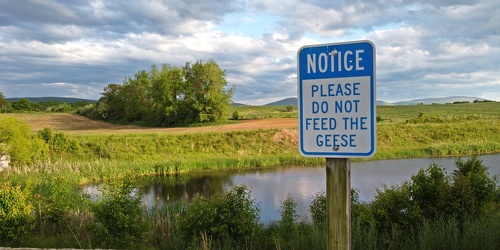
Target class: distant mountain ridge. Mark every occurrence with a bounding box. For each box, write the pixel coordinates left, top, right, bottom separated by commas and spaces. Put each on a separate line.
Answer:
7, 96, 492, 106
393, 96, 489, 105
261, 96, 491, 106
264, 97, 298, 106
7, 97, 97, 103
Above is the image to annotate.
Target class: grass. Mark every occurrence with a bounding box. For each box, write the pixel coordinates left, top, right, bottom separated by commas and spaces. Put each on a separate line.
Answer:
2, 102, 500, 185
1, 102, 500, 249
225, 105, 298, 120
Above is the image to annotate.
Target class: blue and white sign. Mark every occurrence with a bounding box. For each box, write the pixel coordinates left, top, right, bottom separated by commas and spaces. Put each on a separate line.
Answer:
297, 40, 376, 158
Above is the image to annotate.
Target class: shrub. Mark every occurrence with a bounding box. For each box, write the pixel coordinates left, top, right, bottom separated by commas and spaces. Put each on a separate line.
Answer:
0, 116, 48, 166
410, 163, 450, 220
446, 157, 497, 219
309, 191, 326, 227
180, 185, 261, 246
232, 110, 240, 120
0, 182, 34, 240
91, 179, 145, 248
37, 128, 81, 155
277, 195, 298, 241
309, 189, 366, 227
370, 182, 422, 233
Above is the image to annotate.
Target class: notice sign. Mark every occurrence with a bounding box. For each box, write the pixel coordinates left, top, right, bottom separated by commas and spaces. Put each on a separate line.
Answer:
297, 40, 376, 158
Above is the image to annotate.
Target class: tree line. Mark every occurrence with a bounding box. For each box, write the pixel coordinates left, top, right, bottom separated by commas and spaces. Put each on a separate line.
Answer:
0, 93, 93, 113
79, 60, 234, 126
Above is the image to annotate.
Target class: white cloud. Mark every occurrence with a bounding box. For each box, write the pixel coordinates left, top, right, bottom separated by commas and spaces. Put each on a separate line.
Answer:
0, 0, 498, 105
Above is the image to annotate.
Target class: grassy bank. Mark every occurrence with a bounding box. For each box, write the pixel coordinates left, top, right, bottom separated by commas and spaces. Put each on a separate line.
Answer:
2, 102, 500, 184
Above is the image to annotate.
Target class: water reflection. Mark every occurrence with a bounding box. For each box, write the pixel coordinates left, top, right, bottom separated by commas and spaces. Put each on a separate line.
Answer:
138, 172, 234, 207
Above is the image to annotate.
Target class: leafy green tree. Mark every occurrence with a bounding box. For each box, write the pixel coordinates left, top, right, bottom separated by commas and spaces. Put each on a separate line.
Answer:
370, 182, 422, 233
182, 60, 234, 124
0, 92, 11, 112
148, 64, 184, 126
95, 84, 124, 120
86, 60, 234, 126
410, 163, 450, 220
446, 157, 497, 219
121, 69, 152, 122
11, 98, 39, 112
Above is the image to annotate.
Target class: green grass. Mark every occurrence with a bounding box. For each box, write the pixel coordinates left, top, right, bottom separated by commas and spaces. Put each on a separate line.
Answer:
225, 104, 297, 120
3, 102, 500, 185
225, 102, 500, 121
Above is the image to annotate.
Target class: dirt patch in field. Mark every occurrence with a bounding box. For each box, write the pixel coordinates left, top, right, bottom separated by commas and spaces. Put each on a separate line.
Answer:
272, 129, 299, 144
10, 113, 298, 134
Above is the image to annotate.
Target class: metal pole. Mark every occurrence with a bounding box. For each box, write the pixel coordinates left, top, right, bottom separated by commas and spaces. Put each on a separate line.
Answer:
326, 158, 351, 250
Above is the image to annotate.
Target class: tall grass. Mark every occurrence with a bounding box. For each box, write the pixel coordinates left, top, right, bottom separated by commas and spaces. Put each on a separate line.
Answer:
3, 114, 500, 185
4, 201, 499, 249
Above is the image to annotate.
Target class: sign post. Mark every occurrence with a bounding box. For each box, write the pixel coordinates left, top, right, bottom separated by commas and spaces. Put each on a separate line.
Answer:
297, 40, 376, 250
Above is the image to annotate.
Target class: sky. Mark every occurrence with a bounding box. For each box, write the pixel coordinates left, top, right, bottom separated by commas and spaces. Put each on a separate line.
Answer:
0, 0, 499, 105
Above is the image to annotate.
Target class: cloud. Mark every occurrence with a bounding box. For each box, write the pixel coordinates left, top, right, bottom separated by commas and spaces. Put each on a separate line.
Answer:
0, 0, 499, 104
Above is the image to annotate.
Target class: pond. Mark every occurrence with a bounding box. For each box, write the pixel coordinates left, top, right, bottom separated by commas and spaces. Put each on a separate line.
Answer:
86, 154, 500, 223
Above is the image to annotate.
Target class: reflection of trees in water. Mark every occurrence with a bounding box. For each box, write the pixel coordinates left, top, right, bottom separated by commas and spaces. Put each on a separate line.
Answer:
138, 172, 235, 205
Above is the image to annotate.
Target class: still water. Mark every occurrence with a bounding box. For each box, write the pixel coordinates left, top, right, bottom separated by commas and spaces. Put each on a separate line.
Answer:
90, 154, 500, 223
131, 154, 500, 222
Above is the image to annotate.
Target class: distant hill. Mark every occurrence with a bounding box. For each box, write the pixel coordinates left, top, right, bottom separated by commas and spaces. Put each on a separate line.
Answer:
376, 100, 394, 106
393, 96, 490, 105
265, 97, 394, 106
262, 96, 491, 107
231, 102, 249, 106
264, 97, 298, 106
7, 97, 97, 103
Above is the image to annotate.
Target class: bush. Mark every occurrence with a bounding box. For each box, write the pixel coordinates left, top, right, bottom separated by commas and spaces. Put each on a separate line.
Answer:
0, 116, 48, 166
232, 110, 241, 120
370, 157, 497, 236
277, 195, 298, 241
309, 189, 366, 227
309, 191, 326, 227
370, 182, 422, 233
410, 163, 450, 220
37, 128, 81, 154
0, 182, 34, 240
179, 185, 261, 246
91, 179, 145, 248
446, 157, 497, 219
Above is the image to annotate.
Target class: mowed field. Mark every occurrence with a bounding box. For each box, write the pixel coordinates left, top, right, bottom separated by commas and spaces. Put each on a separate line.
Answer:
8, 113, 298, 134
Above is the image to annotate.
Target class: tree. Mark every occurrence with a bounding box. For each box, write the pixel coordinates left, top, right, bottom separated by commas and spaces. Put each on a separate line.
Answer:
11, 98, 39, 112
120, 70, 152, 122
0, 92, 10, 112
446, 157, 497, 218
90, 84, 127, 120
409, 163, 450, 220
182, 60, 234, 124
86, 60, 234, 126
148, 64, 184, 126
